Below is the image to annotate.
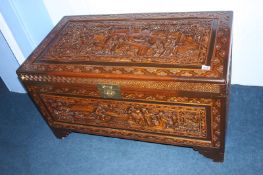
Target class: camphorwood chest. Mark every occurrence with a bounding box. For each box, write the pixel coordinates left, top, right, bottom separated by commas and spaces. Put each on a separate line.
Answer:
17, 11, 233, 162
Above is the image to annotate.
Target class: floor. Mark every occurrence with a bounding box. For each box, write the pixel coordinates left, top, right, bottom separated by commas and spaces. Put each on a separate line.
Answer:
0, 78, 263, 175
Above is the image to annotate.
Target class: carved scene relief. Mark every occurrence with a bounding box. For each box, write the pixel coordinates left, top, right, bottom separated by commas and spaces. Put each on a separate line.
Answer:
41, 94, 207, 138
41, 19, 215, 65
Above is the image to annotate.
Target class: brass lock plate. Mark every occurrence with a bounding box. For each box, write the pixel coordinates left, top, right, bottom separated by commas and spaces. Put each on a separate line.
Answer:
97, 84, 121, 99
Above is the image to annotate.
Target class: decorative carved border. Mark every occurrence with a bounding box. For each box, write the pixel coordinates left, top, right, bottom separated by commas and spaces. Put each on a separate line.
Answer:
53, 121, 212, 148
21, 74, 221, 93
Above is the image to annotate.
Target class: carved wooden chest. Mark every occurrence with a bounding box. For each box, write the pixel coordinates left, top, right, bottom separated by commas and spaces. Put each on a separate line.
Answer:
17, 12, 233, 162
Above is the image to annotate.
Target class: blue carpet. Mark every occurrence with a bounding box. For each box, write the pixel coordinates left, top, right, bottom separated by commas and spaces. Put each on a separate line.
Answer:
0, 78, 263, 175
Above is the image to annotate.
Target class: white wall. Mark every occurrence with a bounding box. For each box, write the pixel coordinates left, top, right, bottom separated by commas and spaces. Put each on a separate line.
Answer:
43, 0, 263, 86
0, 31, 25, 93
0, 0, 52, 92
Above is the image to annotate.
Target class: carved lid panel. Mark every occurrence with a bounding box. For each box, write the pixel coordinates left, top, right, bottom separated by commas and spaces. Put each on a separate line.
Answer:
18, 12, 232, 82
41, 18, 214, 66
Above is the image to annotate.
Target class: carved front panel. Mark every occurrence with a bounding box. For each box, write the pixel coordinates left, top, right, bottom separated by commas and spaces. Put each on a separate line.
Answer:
40, 94, 208, 139
41, 19, 215, 66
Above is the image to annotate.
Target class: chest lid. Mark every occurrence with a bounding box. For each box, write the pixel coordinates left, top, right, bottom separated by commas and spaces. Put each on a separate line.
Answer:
17, 11, 233, 83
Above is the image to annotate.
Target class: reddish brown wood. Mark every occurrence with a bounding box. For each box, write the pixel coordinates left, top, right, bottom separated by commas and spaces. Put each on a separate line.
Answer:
193, 147, 224, 162
51, 127, 71, 139
17, 11, 233, 162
